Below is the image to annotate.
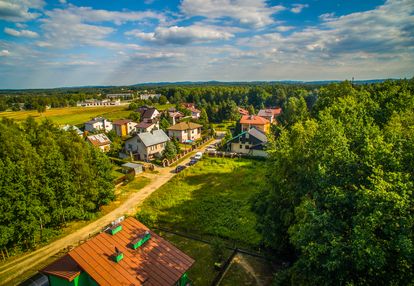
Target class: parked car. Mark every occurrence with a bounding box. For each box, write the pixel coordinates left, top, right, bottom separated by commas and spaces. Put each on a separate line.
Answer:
194, 152, 203, 160
188, 159, 197, 166
175, 165, 186, 173
206, 147, 216, 152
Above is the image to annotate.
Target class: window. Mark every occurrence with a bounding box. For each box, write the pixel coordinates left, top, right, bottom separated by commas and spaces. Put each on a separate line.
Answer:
245, 145, 250, 149
240, 145, 243, 149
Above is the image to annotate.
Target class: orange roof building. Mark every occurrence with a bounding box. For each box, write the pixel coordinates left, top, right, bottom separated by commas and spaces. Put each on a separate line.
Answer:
257, 108, 282, 124
240, 115, 270, 134
41, 217, 194, 286
237, 107, 249, 116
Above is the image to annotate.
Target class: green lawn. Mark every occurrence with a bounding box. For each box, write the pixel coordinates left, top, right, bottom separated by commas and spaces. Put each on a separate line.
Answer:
211, 120, 236, 132
137, 157, 265, 247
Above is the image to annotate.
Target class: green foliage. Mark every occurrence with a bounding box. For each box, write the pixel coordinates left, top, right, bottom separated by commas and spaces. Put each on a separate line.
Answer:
0, 117, 115, 250
128, 111, 141, 122
211, 237, 226, 262
163, 140, 178, 160
254, 80, 414, 285
159, 95, 168, 105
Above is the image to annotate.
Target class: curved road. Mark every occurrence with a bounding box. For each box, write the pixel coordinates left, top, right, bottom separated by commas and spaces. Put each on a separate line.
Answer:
0, 138, 218, 285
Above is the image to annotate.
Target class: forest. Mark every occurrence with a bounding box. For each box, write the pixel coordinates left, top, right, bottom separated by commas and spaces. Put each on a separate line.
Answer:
253, 79, 414, 285
0, 118, 115, 251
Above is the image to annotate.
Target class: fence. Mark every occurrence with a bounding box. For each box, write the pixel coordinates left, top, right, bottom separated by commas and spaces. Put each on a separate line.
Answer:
162, 136, 214, 167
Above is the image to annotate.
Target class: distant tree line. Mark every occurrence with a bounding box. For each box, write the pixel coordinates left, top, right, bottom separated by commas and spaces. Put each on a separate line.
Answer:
253, 79, 414, 285
0, 118, 115, 251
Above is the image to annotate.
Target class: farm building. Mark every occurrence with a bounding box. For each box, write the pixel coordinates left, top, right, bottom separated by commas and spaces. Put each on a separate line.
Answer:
40, 217, 194, 286
226, 127, 268, 157
86, 133, 111, 152
167, 122, 202, 143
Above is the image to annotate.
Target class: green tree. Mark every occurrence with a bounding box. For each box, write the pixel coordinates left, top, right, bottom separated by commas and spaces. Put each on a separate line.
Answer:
163, 140, 177, 160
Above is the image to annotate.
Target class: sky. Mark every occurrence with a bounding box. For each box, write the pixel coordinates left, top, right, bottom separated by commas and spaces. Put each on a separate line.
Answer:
0, 0, 413, 89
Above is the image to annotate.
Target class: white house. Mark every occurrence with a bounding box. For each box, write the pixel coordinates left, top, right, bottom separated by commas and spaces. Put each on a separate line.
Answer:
136, 121, 159, 133
84, 117, 113, 133
167, 122, 202, 143
226, 127, 268, 157
125, 129, 170, 161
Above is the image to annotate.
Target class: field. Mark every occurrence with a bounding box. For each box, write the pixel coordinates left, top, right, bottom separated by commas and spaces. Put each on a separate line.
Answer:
0, 103, 174, 125
137, 156, 266, 247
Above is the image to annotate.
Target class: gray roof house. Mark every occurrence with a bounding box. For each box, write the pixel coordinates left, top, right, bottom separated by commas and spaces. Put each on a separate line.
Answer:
124, 129, 170, 161
226, 127, 268, 157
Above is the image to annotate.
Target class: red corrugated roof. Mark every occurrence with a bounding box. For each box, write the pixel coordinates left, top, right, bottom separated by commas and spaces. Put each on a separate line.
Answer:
42, 217, 194, 286
41, 255, 81, 282
240, 115, 270, 125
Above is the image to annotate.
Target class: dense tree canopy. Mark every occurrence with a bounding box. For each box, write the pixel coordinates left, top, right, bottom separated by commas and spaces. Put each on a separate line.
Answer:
0, 118, 115, 250
253, 79, 414, 285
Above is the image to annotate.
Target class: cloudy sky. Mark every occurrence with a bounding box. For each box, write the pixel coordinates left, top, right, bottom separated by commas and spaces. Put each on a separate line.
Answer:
0, 0, 413, 88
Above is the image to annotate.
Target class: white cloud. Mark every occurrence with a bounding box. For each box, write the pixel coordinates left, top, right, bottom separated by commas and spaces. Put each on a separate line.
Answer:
180, 0, 285, 28
0, 49, 10, 56
59, 0, 66, 3
291, 4, 309, 14
0, 0, 45, 22
4, 27, 38, 38
126, 25, 234, 44
275, 25, 294, 32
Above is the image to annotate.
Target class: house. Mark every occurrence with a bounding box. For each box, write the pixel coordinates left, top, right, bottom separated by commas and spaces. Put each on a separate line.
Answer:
137, 106, 160, 122
86, 133, 111, 152
257, 108, 282, 124
168, 109, 184, 125
226, 127, 268, 157
61, 125, 83, 137
238, 107, 249, 116
240, 115, 270, 134
121, 162, 143, 175
136, 121, 159, 133
84, 117, 113, 133
182, 103, 201, 119
125, 129, 170, 161
106, 93, 133, 100
167, 122, 202, 143
41, 217, 194, 286
113, 119, 138, 137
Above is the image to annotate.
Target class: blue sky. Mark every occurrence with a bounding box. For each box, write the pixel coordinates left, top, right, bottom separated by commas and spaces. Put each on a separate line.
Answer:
0, 0, 413, 88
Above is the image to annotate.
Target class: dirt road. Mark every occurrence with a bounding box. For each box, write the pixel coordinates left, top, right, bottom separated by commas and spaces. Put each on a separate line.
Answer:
0, 138, 219, 285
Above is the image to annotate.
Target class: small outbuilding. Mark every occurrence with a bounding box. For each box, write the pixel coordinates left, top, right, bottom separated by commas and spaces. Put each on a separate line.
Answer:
121, 162, 143, 175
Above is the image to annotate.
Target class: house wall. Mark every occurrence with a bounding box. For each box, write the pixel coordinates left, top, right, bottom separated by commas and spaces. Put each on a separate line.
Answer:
241, 123, 269, 134
168, 130, 186, 142
230, 142, 251, 154
99, 144, 111, 152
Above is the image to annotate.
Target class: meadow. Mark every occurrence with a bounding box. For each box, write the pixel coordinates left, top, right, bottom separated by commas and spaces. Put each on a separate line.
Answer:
0, 103, 174, 125
137, 156, 266, 247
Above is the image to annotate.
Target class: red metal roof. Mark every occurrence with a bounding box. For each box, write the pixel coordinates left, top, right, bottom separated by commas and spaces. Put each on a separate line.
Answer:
41, 254, 82, 282
42, 217, 194, 286
240, 115, 270, 125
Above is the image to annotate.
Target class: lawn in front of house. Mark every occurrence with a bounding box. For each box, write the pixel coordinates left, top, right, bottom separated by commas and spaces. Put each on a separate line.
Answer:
137, 156, 265, 247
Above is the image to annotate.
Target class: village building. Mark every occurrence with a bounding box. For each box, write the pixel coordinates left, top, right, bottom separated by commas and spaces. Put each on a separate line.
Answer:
137, 106, 160, 122
112, 119, 138, 137
167, 122, 202, 143
136, 121, 159, 133
139, 93, 161, 100
257, 108, 282, 124
181, 103, 201, 119
226, 127, 268, 157
125, 129, 169, 161
86, 133, 111, 152
121, 162, 143, 175
84, 117, 113, 133
240, 115, 270, 134
168, 108, 185, 125
77, 99, 121, 107
41, 217, 194, 286
61, 125, 83, 137
106, 93, 134, 100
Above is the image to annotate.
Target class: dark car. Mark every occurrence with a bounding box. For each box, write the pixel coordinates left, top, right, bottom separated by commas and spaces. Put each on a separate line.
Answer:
175, 165, 186, 173
188, 159, 197, 166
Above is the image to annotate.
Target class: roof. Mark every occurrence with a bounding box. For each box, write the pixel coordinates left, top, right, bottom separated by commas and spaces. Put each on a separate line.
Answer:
113, 119, 132, 125
41, 255, 81, 282
187, 106, 201, 113
240, 115, 270, 125
139, 108, 159, 119
238, 107, 249, 115
85, 117, 107, 125
168, 111, 184, 118
42, 217, 194, 286
87, 133, 111, 146
122, 162, 143, 169
248, 127, 268, 143
61, 125, 83, 135
137, 121, 156, 129
167, 122, 202, 131
137, 129, 169, 147
257, 108, 282, 117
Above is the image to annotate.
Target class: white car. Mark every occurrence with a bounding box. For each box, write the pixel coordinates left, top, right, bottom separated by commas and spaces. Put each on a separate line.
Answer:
194, 152, 203, 160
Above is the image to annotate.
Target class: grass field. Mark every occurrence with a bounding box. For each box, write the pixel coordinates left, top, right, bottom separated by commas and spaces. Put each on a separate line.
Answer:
137, 156, 265, 247
0, 103, 174, 126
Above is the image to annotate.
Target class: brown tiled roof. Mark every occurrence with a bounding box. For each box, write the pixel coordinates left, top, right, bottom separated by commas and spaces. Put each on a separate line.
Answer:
42, 217, 194, 286
41, 255, 81, 282
137, 121, 156, 128
240, 115, 270, 125
167, 122, 202, 131
113, 119, 132, 125
257, 108, 282, 117
238, 107, 249, 115
87, 133, 111, 147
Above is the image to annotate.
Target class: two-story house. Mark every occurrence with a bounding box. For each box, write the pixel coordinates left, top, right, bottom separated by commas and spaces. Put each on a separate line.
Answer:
167, 122, 202, 143
257, 108, 282, 124
240, 115, 270, 134
125, 129, 169, 161
84, 117, 113, 133
113, 119, 138, 137
226, 127, 268, 157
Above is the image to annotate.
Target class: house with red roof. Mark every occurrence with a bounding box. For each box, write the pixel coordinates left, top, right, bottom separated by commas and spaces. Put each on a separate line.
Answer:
240, 115, 270, 134
237, 107, 249, 116
41, 217, 194, 286
257, 108, 282, 124
113, 119, 138, 137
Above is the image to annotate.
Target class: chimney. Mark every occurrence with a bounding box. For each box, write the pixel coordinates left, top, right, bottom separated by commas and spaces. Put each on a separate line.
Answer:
131, 231, 151, 250
113, 247, 124, 263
